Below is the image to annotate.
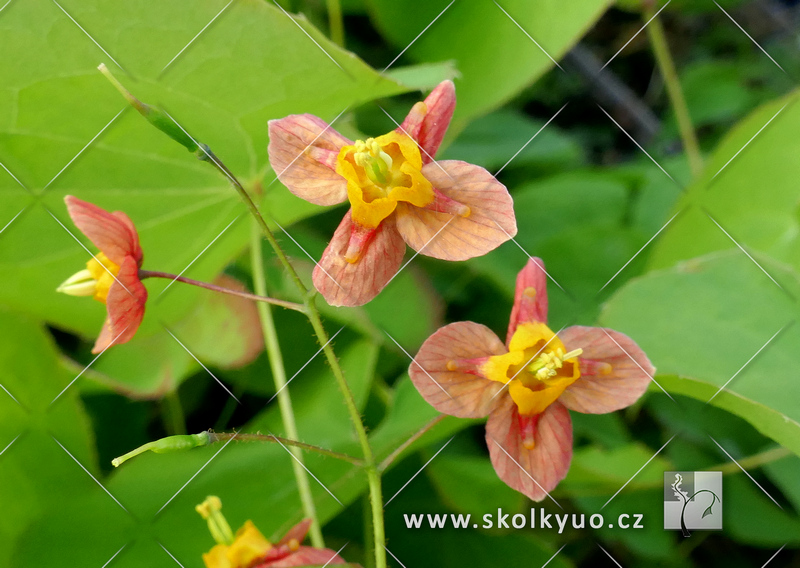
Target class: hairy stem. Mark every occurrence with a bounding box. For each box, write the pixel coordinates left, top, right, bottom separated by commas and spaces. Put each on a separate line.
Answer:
205, 152, 387, 568
250, 221, 324, 548
379, 414, 447, 471
138, 270, 306, 313
210, 432, 363, 466
645, 7, 703, 178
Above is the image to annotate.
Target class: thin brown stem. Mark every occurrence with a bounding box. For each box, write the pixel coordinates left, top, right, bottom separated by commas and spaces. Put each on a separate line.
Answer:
209, 431, 364, 466
379, 414, 447, 471
139, 270, 307, 313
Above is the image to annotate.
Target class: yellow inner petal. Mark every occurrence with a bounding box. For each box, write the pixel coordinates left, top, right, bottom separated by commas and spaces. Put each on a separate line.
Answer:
85, 252, 121, 304
336, 131, 434, 228
480, 322, 581, 416
203, 520, 273, 568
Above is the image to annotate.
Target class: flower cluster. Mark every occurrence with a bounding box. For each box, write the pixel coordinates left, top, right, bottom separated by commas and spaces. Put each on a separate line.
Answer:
58, 78, 656, 559
409, 258, 654, 500
268, 81, 517, 306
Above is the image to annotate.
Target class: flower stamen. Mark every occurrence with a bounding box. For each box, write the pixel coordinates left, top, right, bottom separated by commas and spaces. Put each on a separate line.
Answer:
527, 347, 583, 381
196, 496, 235, 546
353, 138, 393, 186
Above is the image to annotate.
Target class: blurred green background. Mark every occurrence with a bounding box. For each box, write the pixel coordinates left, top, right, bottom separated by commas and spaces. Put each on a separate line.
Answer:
1, 0, 800, 566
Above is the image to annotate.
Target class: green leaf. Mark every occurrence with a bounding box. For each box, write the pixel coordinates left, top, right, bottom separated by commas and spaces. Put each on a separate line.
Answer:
12, 348, 472, 566
365, 0, 613, 124
600, 252, 800, 456
439, 109, 583, 172
467, 170, 648, 326
0, 310, 102, 567
0, 0, 407, 339
650, 90, 800, 271
559, 442, 672, 497
427, 454, 526, 518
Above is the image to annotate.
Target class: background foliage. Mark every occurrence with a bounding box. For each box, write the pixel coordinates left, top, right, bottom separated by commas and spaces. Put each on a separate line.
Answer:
1, 0, 799, 566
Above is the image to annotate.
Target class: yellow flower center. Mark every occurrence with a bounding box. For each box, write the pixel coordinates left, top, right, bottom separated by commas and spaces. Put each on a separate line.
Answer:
56, 252, 121, 304
482, 322, 582, 416
336, 131, 434, 229
197, 496, 273, 568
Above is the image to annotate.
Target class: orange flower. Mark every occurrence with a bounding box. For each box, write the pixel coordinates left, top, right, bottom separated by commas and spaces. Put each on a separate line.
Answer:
268, 81, 517, 306
196, 497, 348, 568
57, 196, 147, 353
409, 258, 655, 500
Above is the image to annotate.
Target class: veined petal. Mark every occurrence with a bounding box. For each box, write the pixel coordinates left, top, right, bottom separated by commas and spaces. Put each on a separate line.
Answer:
409, 321, 508, 418
260, 547, 346, 567
276, 520, 311, 548
312, 211, 405, 307
506, 258, 549, 344
395, 161, 516, 261
65, 196, 141, 266
93, 256, 147, 353
268, 114, 351, 206
558, 326, 654, 414
416, 80, 456, 163
486, 399, 572, 502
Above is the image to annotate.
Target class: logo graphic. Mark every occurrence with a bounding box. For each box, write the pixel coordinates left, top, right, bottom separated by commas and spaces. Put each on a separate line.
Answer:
664, 471, 722, 536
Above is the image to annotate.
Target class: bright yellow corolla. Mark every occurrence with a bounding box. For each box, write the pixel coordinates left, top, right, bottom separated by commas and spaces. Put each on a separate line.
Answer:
482, 322, 582, 417
336, 131, 434, 229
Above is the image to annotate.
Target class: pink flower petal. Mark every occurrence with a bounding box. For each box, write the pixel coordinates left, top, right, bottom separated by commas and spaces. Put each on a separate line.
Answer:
276, 519, 311, 548
506, 258, 549, 344
558, 326, 655, 414
409, 321, 508, 418
486, 399, 573, 502
312, 211, 405, 307
93, 256, 147, 353
260, 547, 347, 567
268, 114, 352, 206
398, 101, 426, 143
417, 80, 456, 163
395, 161, 516, 261
65, 196, 141, 266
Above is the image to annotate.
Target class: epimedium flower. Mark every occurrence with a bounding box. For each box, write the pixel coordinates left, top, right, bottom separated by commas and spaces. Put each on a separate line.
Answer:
408, 258, 655, 501
57, 195, 147, 354
196, 496, 349, 568
268, 80, 517, 307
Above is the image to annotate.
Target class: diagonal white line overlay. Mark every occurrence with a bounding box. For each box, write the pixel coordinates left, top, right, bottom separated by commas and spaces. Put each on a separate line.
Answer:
493, 1, 563, 71
707, 324, 788, 404
156, 434, 238, 516
165, 328, 241, 403
385, 436, 454, 506
50, 0, 127, 72
710, 436, 783, 509
161, 0, 235, 74
382, 0, 455, 73
714, 1, 785, 73
53, 436, 128, 513
602, 435, 675, 509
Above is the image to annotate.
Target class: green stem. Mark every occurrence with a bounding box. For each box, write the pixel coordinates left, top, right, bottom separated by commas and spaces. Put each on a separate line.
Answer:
645, 7, 703, 178
210, 432, 363, 466
161, 390, 186, 435
112, 431, 364, 468
250, 221, 325, 548
200, 147, 386, 568
326, 0, 345, 47
710, 446, 790, 474
379, 414, 446, 471
363, 494, 376, 568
